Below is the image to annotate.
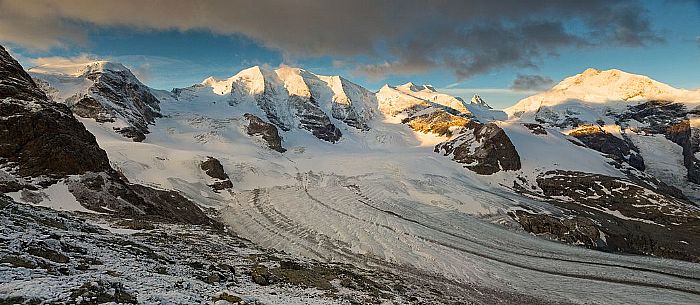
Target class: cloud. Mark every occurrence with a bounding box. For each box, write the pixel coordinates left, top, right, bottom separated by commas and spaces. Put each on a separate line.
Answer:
25, 54, 158, 83
0, 0, 661, 79
510, 74, 555, 91
28, 54, 97, 67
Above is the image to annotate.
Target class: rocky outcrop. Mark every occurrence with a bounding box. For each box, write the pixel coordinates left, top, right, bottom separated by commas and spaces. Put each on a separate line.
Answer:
616, 101, 700, 184
511, 211, 604, 248
200, 157, 228, 180
243, 113, 286, 152
512, 170, 700, 262
0, 46, 111, 178
290, 95, 342, 143
568, 124, 645, 170
69, 95, 114, 123
665, 120, 700, 183
435, 121, 521, 175
616, 100, 691, 133
523, 123, 547, 135
200, 157, 233, 191
402, 109, 470, 137
0, 53, 46, 102
533, 107, 585, 128
66, 172, 221, 227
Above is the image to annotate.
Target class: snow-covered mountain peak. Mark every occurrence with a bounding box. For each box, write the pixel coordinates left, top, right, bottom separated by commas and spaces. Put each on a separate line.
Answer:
396, 82, 436, 93
382, 82, 471, 115
171, 64, 377, 139
29, 59, 161, 140
274, 66, 312, 96
552, 68, 677, 97
30, 60, 129, 78
196, 66, 270, 96
200, 76, 219, 86
506, 68, 700, 118
77, 61, 130, 76
470, 94, 491, 109
396, 82, 417, 91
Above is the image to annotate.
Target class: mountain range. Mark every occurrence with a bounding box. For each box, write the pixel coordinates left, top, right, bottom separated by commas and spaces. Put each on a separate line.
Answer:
2, 44, 700, 304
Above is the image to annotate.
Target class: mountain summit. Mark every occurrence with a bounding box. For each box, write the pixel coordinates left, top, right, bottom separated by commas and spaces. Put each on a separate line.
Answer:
506, 68, 700, 118
29, 60, 161, 141
470, 94, 491, 109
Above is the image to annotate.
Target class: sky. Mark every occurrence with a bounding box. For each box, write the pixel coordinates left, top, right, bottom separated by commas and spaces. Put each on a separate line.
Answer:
1, 0, 698, 109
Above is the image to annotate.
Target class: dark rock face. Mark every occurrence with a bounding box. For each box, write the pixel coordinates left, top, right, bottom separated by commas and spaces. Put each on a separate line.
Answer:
71, 95, 114, 123
0, 45, 111, 177
0, 52, 47, 102
616, 101, 692, 133
200, 156, 233, 191
114, 126, 146, 142
332, 103, 368, 131
243, 113, 286, 152
616, 100, 700, 183
569, 125, 645, 170
67, 172, 222, 228
83, 68, 162, 134
534, 107, 585, 128
200, 157, 228, 180
70, 281, 137, 304
127, 183, 221, 227
512, 170, 700, 262
523, 123, 547, 135
665, 120, 700, 184
512, 211, 603, 247
435, 121, 521, 175
290, 95, 342, 143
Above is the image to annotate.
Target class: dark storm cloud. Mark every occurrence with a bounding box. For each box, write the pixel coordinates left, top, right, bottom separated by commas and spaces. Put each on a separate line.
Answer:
510, 74, 555, 91
0, 0, 661, 79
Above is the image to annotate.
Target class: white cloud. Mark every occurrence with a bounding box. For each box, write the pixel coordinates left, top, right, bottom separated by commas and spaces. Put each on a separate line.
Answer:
28, 54, 96, 68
